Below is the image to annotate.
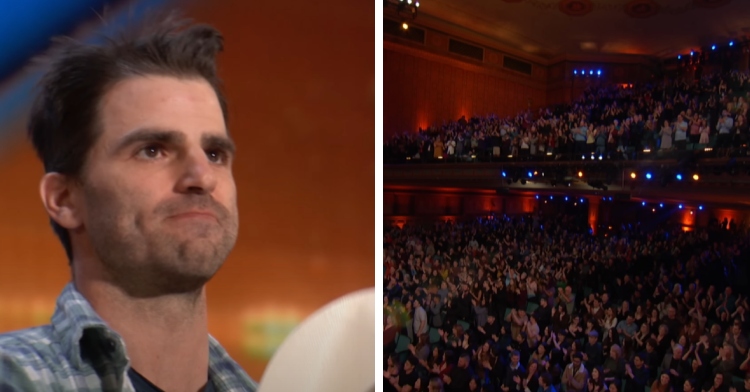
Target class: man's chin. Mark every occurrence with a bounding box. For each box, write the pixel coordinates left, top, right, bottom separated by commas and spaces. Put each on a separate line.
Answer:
116, 262, 222, 298
159, 272, 214, 294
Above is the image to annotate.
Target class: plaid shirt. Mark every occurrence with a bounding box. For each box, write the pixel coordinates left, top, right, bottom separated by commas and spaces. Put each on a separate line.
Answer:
0, 282, 258, 392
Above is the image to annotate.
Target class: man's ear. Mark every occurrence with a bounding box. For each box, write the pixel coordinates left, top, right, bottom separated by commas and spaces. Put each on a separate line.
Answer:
39, 172, 83, 230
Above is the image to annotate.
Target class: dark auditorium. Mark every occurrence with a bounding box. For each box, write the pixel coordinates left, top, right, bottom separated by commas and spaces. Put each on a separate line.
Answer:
383, 2, 750, 392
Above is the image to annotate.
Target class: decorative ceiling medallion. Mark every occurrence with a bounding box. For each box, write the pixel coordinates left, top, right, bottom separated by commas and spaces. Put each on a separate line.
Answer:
558, 0, 593, 16
692, 0, 730, 8
624, 0, 661, 18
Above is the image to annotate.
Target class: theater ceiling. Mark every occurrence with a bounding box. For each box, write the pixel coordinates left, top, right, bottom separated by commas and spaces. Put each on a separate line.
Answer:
411, 0, 750, 59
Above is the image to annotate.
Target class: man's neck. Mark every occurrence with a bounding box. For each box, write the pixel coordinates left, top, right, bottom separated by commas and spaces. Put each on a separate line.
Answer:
76, 278, 210, 392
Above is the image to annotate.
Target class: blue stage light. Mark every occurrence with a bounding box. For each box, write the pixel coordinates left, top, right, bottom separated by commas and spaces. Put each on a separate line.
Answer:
712, 45, 716, 50
730, 41, 734, 47
676, 174, 683, 180
642, 201, 646, 206
679, 204, 683, 209
699, 205, 703, 210
659, 203, 664, 208
528, 171, 533, 178
646, 173, 652, 179
502, 171, 507, 177
678, 55, 681, 60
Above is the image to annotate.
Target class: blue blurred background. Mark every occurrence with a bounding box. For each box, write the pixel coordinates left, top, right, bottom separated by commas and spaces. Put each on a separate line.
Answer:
0, 0, 169, 136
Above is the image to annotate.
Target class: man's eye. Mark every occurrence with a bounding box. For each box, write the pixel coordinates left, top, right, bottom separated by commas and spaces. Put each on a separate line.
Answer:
206, 149, 229, 164
137, 145, 165, 159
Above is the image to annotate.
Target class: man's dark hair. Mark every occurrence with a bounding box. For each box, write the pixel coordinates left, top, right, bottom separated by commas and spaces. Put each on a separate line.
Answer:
27, 13, 228, 263
540, 373, 553, 388
404, 355, 418, 367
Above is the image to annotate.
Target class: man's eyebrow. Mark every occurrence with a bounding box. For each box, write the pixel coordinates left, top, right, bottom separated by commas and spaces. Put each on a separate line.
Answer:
202, 134, 236, 156
112, 128, 235, 156
112, 128, 185, 154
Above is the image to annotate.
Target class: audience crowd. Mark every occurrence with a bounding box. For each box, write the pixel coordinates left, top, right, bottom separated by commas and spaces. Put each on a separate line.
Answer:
384, 71, 750, 163
383, 212, 750, 392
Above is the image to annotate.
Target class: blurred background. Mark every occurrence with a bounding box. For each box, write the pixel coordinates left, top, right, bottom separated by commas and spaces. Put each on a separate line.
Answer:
0, 0, 374, 379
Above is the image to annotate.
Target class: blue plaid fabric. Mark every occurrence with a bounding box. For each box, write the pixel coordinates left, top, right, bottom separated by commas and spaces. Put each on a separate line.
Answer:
0, 282, 258, 391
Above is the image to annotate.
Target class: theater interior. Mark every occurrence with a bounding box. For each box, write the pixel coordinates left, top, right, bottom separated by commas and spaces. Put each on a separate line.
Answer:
384, 2, 750, 392
384, 0, 750, 232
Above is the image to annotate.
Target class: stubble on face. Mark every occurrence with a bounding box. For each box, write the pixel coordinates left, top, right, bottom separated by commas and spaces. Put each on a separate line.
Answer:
79, 76, 238, 298
85, 184, 238, 298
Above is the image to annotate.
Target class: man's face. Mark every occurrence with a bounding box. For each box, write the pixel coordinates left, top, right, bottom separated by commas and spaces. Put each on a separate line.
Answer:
573, 358, 581, 368
74, 75, 238, 296
511, 354, 519, 365
634, 356, 644, 368
458, 356, 468, 368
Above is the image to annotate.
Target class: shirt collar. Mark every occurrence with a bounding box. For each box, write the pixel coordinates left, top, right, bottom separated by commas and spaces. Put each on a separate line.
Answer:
51, 282, 128, 371
208, 335, 258, 390
50, 282, 256, 390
